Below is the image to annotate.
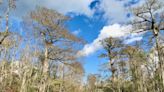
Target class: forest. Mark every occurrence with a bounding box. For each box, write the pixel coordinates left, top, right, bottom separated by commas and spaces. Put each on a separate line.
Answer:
0, 0, 164, 92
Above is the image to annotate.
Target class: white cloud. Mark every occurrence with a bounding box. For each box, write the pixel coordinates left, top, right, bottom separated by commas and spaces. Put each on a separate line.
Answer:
99, 0, 130, 23
125, 36, 143, 44
72, 29, 81, 36
14, 0, 94, 17
78, 24, 143, 57
41, 0, 94, 16
99, 0, 149, 23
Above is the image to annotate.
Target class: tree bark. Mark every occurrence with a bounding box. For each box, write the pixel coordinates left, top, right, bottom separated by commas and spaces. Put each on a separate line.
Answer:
40, 45, 49, 92
154, 28, 164, 89
43, 46, 49, 75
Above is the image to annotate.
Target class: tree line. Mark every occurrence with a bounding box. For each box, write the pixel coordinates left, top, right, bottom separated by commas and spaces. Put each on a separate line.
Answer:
0, 0, 164, 92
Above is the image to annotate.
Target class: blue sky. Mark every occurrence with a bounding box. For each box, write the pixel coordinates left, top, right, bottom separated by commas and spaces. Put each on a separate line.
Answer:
2, 0, 146, 77
65, 0, 142, 76
66, 13, 107, 76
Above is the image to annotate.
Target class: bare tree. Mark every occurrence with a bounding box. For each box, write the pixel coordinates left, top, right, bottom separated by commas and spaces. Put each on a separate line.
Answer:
131, 0, 164, 89
29, 7, 82, 92
30, 7, 81, 75
0, 0, 16, 45
87, 74, 97, 92
99, 37, 129, 92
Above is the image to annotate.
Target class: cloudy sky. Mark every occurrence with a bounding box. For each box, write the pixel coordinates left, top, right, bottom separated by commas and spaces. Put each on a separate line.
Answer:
6, 0, 144, 76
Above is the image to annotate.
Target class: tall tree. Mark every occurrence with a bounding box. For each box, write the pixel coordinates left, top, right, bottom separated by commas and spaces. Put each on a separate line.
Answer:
87, 74, 97, 92
30, 7, 80, 75
30, 7, 82, 92
131, 0, 164, 88
0, 0, 16, 45
99, 37, 128, 92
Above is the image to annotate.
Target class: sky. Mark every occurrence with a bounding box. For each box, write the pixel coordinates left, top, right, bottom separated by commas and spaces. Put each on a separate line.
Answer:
64, 0, 142, 76
2, 0, 146, 77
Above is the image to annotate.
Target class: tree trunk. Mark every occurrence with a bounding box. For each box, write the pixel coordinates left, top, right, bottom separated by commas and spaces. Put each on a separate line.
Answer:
43, 46, 49, 75
40, 45, 49, 92
154, 28, 164, 90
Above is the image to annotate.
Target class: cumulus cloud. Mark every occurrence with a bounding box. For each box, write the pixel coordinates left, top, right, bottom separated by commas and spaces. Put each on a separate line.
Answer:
78, 24, 143, 57
99, 0, 130, 23
99, 0, 145, 23
13, 0, 94, 17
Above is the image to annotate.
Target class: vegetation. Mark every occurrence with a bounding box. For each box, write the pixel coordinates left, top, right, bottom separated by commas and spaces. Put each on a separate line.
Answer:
97, 0, 164, 92
0, 0, 84, 92
0, 0, 164, 92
